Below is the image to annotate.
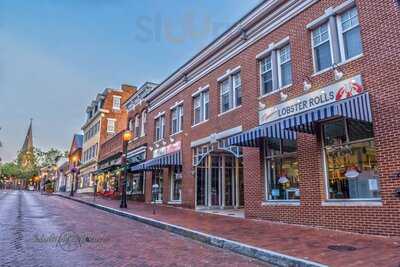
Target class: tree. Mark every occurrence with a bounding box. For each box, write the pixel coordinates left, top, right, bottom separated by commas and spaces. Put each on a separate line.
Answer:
34, 148, 66, 168
0, 162, 21, 180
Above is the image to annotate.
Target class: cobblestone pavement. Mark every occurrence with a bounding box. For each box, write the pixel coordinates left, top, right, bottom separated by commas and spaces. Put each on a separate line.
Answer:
0, 190, 269, 267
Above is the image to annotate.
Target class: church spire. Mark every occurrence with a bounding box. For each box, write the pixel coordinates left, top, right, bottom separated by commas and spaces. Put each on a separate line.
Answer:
21, 119, 33, 153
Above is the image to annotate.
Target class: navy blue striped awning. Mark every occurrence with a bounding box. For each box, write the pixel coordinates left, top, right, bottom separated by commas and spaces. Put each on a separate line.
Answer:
226, 121, 296, 147
226, 93, 372, 146
283, 92, 372, 134
131, 151, 182, 171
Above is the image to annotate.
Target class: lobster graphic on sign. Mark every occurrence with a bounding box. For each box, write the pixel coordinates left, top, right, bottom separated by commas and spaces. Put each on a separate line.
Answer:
335, 80, 363, 100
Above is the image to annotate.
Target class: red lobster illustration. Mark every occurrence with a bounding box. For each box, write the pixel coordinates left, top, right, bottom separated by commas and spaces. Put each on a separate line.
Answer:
335, 80, 363, 100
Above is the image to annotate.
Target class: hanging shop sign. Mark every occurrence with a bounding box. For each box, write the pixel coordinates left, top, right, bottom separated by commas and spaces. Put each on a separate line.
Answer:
259, 75, 363, 125
153, 141, 181, 158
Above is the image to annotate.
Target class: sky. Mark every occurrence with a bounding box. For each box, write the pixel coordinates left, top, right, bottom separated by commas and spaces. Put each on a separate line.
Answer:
0, 0, 260, 162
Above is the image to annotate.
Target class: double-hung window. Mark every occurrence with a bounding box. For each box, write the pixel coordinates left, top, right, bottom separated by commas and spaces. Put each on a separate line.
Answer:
312, 23, 332, 72
322, 119, 379, 200
140, 110, 146, 137
310, 5, 363, 73
134, 114, 140, 138
259, 42, 292, 96
278, 45, 292, 87
260, 56, 273, 95
171, 105, 183, 134
154, 115, 165, 141
219, 72, 242, 113
107, 118, 116, 133
265, 139, 299, 201
339, 7, 362, 60
193, 90, 209, 125
112, 96, 121, 110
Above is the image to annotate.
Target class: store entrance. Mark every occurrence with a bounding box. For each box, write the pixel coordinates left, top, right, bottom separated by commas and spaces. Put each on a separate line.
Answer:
196, 152, 244, 209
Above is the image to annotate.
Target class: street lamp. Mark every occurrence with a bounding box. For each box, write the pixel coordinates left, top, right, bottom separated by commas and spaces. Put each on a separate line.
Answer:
70, 155, 78, 197
120, 130, 133, 208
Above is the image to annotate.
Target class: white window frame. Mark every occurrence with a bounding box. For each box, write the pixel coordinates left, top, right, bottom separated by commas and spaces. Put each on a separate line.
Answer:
171, 105, 183, 134
321, 118, 379, 201
155, 115, 165, 141
263, 139, 299, 203
140, 110, 146, 137
337, 7, 362, 61
112, 95, 121, 110
219, 72, 241, 114
107, 118, 116, 133
260, 56, 273, 96
193, 90, 209, 126
277, 45, 293, 88
311, 23, 334, 73
134, 114, 140, 138
170, 166, 182, 202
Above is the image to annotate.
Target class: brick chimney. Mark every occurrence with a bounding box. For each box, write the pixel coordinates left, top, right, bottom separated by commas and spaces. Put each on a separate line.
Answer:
121, 84, 136, 95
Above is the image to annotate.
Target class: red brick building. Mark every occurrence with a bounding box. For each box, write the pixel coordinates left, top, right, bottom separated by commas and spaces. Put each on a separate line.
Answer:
127, 0, 400, 236
78, 84, 136, 193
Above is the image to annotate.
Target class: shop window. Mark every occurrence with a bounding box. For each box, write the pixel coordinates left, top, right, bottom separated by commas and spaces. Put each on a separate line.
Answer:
265, 139, 299, 201
219, 72, 242, 113
171, 105, 183, 134
152, 170, 163, 202
127, 172, 144, 195
312, 23, 332, 72
170, 166, 182, 202
154, 115, 165, 141
193, 90, 209, 125
323, 119, 379, 200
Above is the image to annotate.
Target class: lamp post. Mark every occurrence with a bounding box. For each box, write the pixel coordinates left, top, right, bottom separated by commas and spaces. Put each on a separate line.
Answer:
120, 130, 133, 208
70, 155, 78, 197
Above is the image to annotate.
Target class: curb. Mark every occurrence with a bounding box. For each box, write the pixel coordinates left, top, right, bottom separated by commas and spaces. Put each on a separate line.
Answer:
55, 194, 327, 267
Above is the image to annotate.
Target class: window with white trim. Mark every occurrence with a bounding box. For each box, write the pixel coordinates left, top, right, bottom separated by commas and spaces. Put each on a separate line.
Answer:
112, 96, 121, 110
310, 5, 363, 73
259, 43, 292, 96
278, 45, 292, 87
140, 110, 146, 137
312, 23, 332, 72
322, 119, 379, 200
193, 90, 209, 125
107, 119, 116, 133
260, 56, 273, 95
265, 139, 299, 201
154, 115, 165, 141
128, 118, 134, 131
171, 105, 183, 134
338, 7, 362, 60
134, 114, 140, 138
219, 72, 242, 113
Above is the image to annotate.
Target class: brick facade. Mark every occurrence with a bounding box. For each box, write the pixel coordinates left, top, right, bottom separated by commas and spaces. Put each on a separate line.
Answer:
138, 0, 400, 236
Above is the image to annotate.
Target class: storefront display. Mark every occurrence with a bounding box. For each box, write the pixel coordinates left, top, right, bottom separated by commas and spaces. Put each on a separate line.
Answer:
265, 139, 299, 201
323, 118, 379, 199
170, 166, 182, 202
127, 172, 144, 195
152, 170, 163, 202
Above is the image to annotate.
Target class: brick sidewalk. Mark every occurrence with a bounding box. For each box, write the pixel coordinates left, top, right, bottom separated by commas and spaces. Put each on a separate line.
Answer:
60, 193, 400, 267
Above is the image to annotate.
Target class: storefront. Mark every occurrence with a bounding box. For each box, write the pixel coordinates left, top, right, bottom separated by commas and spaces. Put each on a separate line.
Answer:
193, 139, 244, 209
131, 142, 182, 203
95, 155, 122, 195
126, 146, 147, 200
227, 75, 377, 203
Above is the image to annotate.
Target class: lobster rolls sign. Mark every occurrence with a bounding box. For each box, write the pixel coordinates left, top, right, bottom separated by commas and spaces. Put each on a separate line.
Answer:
259, 75, 363, 125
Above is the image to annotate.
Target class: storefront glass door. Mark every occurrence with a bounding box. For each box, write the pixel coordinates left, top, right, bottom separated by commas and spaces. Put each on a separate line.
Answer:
196, 151, 243, 209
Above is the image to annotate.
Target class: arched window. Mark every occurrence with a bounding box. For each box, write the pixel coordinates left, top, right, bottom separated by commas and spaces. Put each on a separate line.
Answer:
134, 114, 140, 138
140, 110, 147, 137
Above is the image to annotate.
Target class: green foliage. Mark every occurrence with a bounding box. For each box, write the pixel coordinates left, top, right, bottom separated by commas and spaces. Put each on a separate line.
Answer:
1, 147, 65, 181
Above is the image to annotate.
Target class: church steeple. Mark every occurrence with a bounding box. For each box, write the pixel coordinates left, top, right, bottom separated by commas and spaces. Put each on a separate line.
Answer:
21, 119, 33, 153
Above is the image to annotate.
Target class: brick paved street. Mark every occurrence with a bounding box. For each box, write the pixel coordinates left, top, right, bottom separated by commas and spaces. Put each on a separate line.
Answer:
0, 190, 268, 267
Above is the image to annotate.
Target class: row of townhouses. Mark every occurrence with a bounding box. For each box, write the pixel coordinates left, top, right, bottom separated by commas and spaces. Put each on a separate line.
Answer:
56, 0, 400, 237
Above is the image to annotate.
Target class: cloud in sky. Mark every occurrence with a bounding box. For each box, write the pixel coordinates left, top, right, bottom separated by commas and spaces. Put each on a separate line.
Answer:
0, 0, 260, 162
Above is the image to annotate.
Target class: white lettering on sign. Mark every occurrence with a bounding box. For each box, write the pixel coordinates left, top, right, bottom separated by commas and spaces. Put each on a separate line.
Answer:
153, 141, 181, 158
259, 75, 363, 125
